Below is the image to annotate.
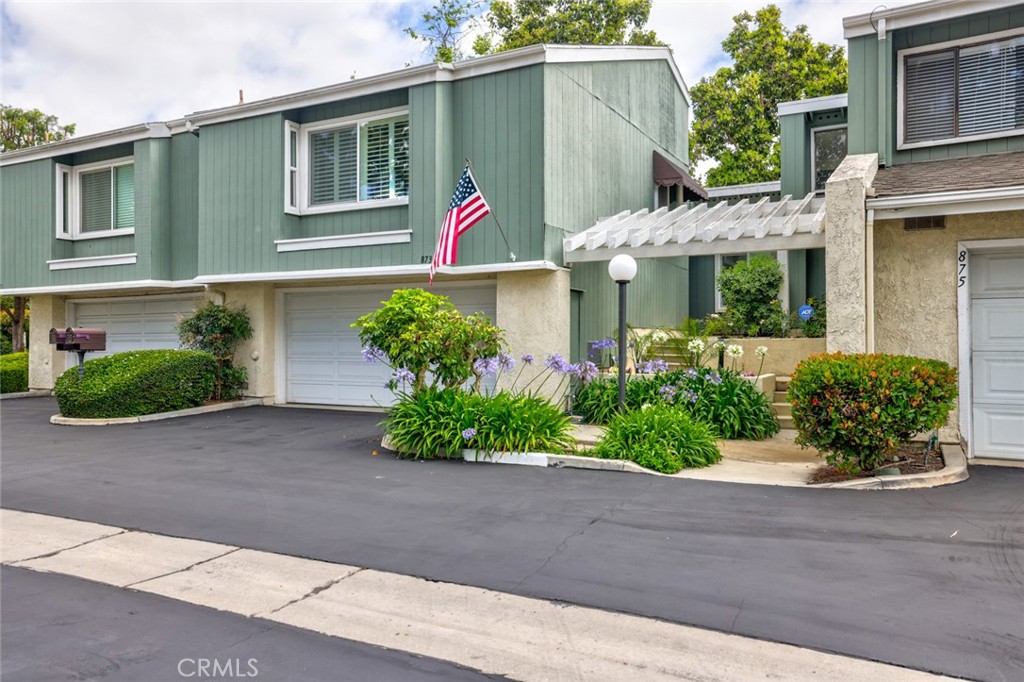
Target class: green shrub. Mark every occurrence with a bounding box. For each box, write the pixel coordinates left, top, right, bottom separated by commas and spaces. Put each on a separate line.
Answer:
573, 368, 779, 440
590, 404, 721, 473
800, 297, 827, 338
716, 255, 785, 336
384, 388, 574, 459
54, 350, 217, 418
176, 301, 252, 400
789, 353, 957, 473
354, 289, 505, 396
0, 352, 29, 393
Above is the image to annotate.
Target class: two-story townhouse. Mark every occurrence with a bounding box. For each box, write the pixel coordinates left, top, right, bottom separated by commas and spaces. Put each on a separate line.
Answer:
825, 0, 1024, 462
0, 45, 693, 407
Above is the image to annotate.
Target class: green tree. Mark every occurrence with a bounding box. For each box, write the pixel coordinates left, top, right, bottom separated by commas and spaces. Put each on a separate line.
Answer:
1, 104, 75, 152
405, 0, 484, 63
689, 5, 847, 187
0, 105, 75, 353
476, 0, 661, 54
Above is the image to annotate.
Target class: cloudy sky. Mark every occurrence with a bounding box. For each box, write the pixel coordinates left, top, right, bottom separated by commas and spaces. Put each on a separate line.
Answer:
1, 0, 917, 136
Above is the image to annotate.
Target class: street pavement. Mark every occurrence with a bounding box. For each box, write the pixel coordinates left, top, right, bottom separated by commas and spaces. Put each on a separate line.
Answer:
2, 398, 1023, 681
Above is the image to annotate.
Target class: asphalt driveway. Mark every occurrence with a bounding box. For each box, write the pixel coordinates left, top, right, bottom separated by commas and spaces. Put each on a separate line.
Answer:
3, 398, 1023, 681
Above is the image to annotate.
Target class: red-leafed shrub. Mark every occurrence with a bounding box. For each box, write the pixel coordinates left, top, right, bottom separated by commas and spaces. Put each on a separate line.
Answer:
789, 353, 957, 473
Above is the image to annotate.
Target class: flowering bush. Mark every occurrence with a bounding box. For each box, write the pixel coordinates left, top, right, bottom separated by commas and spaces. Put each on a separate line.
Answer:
573, 367, 778, 440
590, 403, 720, 473
384, 388, 574, 459
353, 289, 504, 395
789, 353, 957, 473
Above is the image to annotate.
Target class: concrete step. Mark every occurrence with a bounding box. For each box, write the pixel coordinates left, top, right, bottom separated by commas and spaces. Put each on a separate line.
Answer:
773, 391, 790, 403
778, 415, 796, 430
772, 402, 792, 417
775, 376, 791, 390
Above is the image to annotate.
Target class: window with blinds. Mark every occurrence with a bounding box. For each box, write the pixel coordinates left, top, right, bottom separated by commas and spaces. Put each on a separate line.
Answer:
57, 159, 135, 238
904, 34, 1024, 145
292, 112, 410, 212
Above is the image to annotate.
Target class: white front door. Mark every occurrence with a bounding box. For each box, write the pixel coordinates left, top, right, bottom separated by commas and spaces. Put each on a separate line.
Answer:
284, 284, 498, 407
970, 250, 1024, 460
67, 295, 202, 370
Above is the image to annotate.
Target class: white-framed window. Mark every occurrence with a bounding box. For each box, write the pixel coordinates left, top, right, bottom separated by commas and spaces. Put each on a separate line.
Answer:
55, 156, 135, 240
811, 125, 847, 193
284, 108, 411, 215
899, 30, 1024, 149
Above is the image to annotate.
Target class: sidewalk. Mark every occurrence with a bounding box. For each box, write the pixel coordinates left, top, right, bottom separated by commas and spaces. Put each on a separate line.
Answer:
1, 509, 956, 682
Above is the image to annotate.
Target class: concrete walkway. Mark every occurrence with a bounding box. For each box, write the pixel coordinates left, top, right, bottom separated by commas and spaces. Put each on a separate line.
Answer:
1, 509, 955, 682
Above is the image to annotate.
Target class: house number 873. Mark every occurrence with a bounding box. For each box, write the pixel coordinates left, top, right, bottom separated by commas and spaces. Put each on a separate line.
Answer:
958, 250, 967, 288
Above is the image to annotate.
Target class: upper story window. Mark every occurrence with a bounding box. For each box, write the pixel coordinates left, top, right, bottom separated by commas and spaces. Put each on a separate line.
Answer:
285, 109, 410, 215
901, 31, 1024, 148
811, 126, 848, 192
55, 157, 135, 240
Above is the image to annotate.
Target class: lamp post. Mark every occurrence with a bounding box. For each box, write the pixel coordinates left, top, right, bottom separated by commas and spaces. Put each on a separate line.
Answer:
608, 254, 637, 412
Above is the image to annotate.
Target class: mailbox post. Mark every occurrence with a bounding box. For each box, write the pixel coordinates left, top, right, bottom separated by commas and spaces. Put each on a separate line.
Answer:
50, 327, 107, 379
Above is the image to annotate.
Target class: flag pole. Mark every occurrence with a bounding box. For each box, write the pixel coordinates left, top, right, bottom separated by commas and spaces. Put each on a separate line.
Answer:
465, 158, 516, 262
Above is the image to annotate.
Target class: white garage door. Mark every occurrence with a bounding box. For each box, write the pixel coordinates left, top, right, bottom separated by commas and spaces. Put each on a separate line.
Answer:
285, 284, 497, 406
971, 250, 1024, 461
68, 295, 202, 370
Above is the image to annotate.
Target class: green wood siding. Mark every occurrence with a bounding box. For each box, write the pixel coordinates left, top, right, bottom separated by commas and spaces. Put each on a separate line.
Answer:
0, 159, 54, 289
849, 7, 1024, 164
688, 255, 716, 321
780, 114, 808, 197
571, 257, 688, 363
543, 60, 688, 237
170, 132, 200, 281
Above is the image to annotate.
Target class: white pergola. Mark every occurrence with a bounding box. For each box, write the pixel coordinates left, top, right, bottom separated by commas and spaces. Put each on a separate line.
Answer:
563, 193, 826, 263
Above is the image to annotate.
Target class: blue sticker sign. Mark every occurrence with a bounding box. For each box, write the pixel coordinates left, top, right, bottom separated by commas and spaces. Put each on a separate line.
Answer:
798, 305, 815, 321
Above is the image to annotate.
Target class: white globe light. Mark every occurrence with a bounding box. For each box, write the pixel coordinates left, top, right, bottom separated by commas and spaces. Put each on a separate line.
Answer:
608, 254, 638, 283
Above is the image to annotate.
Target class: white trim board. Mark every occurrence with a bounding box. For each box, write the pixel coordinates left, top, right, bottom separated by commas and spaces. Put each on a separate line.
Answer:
275, 230, 412, 253
844, 0, 1014, 39
867, 186, 1024, 219
777, 94, 848, 117
1, 279, 199, 296
196, 260, 563, 284
0, 124, 170, 167
47, 253, 138, 271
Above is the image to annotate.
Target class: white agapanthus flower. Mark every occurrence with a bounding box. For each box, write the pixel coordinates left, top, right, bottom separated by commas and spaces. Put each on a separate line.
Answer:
641, 403, 652, 411
651, 330, 669, 344
687, 338, 706, 354
713, 340, 727, 352
726, 344, 744, 359
755, 345, 769, 358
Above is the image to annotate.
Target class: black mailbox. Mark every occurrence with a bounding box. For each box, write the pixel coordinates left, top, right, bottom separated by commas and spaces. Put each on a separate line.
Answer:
65, 327, 107, 352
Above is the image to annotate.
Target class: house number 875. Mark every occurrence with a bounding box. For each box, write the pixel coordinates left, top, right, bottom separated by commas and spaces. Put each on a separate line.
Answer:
958, 250, 967, 288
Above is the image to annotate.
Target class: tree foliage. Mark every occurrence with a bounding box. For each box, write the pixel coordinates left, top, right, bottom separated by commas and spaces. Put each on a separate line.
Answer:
405, 0, 484, 63
1, 104, 75, 152
175, 302, 253, 400
690, 5, 847, 187
478, 0, 661, 54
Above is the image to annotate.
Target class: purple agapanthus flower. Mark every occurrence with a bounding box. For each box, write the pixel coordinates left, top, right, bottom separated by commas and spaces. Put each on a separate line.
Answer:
659, 384, 678, 402
708, 371, 722, 386
497, 352, 515, 372
521, 354, 534, 365
473, 357, 499, 376
545, 354, 571, 374
461, 427, 477, 440
683, 389, 699, 404
578, 360, 600, 383
590, 338, 616, 351
685, 367, 699, 379
392, 368, 415, 385
361, 345, 385, 363
647, 359, 669, 373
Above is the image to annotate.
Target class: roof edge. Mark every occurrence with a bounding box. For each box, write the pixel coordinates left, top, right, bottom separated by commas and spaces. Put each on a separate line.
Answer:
0, 123, 171, 167
843, 0, 1013, 39
777, 93, 848, 117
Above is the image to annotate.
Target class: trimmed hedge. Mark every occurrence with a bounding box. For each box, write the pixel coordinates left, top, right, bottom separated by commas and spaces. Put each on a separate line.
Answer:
789, 353, 957, 473
590, 404, 721, 473
0, 352, 29, 393
54, 350, 217, 419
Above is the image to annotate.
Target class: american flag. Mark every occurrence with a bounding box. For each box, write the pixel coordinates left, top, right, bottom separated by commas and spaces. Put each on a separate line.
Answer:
429, 164, 491, 283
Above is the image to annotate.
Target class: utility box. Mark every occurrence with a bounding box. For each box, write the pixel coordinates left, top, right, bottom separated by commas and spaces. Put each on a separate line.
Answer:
65, 327, 107, 352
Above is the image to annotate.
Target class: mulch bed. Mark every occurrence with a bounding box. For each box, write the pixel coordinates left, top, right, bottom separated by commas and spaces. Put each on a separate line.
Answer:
809, 441, 945, 484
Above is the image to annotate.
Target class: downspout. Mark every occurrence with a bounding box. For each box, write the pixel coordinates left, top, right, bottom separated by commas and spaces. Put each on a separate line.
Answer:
865, 205, 875, 353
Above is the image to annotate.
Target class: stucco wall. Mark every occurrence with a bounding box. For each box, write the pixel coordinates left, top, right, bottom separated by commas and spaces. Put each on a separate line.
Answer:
27, 294, 66, 390
824, 154, 877, 353
213, 283, 276, 402
496, 269, 571, 405
873, 211, 1024, 363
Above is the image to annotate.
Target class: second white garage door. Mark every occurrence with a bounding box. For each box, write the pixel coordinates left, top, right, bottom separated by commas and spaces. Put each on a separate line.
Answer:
284, 284, 497, 406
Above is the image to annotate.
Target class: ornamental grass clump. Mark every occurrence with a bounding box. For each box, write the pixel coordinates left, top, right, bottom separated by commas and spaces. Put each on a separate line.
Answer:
788, 353, 957, 474
591, 404, 721, 474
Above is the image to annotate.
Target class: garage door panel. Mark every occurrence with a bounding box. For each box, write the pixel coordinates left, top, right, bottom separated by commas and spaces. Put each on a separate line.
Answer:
971, 299, 1024, 350
972, 353, 1024, 405
972, 252, 1024, 297
284, 286, 496, 406
973, 406, 1024, 458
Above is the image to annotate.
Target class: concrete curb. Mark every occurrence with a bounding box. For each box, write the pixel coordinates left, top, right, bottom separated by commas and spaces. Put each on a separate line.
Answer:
0, 390, 52, 400
810, 444, 968, 490
50, 399, 264, 426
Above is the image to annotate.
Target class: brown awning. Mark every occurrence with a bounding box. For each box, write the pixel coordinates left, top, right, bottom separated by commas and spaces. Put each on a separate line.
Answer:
653, 151, 707, 201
